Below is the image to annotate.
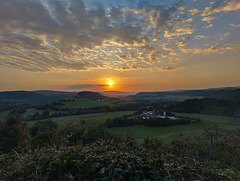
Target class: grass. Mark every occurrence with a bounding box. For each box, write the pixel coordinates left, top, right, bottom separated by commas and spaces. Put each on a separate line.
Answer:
26, 110, 240, 145
57, 98, 114, 109
22, 98, 120, 118
0, 110, 10, 122
173, 112, 233, 124
22, 109, 60, 119
22, 108, 45, 118
111, 113, 240, 144
110, 122, 210, 144
27, 111, 135, 127
202, 106, 225, 115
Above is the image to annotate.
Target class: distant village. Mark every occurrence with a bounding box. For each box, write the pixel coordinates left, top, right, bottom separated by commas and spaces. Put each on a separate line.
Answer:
128, 110, 176, 120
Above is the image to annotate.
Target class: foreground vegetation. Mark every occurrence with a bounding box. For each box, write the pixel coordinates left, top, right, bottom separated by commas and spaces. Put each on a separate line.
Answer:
1, 90, 240, 180
0, 117, 240, 180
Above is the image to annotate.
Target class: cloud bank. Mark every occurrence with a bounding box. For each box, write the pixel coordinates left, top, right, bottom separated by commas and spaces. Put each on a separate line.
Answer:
0, 0, 238, 72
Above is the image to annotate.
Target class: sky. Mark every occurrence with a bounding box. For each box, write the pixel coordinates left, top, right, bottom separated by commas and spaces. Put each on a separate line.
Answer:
0, 0, 240, 92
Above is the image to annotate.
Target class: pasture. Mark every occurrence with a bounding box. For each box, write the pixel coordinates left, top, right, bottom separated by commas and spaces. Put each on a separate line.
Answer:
22, 98, 126, 119
27, 111, 135, 127
26, 111, 240, 144
57, 98, 114, 109
0, 110, 10, 122
110, 113, 240, 144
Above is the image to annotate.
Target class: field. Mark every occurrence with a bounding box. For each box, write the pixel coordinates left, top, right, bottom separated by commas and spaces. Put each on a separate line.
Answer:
26, 110, 240, 144
27, 111, 135, 127
202, 105, 225, 115
173, 113, 233, 124
22, 98, 126, 119
22, 108, 46, 118
110, 113, 240, 144
111, 123, 205, 144
0, 110, 10, 122
57, 97, 115, 109
233, 107, 240, 117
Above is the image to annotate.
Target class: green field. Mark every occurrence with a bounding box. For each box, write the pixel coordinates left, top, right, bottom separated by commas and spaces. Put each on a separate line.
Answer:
23, 98, 125, 119
173, 113, 233, 123
0, 110, 10, 122
26, 111, 240, 144
110, 113, 240, 144
57, 98, 114, 109
110, 122, 206, 143
22, 108, 45, 118
202, 106, 225, 115
27, 111, 135, 127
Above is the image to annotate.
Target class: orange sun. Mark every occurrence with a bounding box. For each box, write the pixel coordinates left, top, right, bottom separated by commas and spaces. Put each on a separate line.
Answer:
108, 82, 113, 86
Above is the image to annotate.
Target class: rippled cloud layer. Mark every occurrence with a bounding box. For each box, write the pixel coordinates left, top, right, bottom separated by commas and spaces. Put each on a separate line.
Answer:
0, 0, 239, 72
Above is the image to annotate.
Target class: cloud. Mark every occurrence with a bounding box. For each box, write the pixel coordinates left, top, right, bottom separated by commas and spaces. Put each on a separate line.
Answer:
195, 35, 209, 39
220, 32, 231, 40
230, 23, 240, 27
67, 84, 94, 90
202, 0, 240, 16
188, 8, 201, 15
204, 24, 213, 29
0, 0, 238, 72
160, 66, 176, 71
193, 43, 234, 54
162, 45, 174, 51
0, 0, 187, 72
164, 27, 195, 38
122, 3, 171, 32
201, 16, 216, 23
176, 40, 187, 47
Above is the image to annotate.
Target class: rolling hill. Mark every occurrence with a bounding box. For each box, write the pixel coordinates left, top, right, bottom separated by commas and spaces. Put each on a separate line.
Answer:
134, 87, 240, 101
0, 90, 76, 105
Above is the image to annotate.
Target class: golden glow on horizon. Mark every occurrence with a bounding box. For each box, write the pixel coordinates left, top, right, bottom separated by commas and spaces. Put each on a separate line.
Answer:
105, 78, 116, 90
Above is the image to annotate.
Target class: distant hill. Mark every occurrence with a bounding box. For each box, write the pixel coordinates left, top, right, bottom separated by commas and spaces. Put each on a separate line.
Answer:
101, 91, 136, 98
134, 87, 240, 101
0, 90, 75, 104
33, 90, 76, 97
77, 91, 108, 101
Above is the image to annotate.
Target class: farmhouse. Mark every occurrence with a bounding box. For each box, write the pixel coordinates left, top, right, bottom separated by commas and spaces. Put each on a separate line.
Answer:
128, 110, 175, 120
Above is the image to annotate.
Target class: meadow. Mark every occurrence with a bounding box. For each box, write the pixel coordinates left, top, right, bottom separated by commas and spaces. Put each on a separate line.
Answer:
57, 97, 115, 109
112, 113, 240, 144
27, 110, 240, 144
0, 110, 10, 122
22, 97, 126, 119
27, 111, 135, 127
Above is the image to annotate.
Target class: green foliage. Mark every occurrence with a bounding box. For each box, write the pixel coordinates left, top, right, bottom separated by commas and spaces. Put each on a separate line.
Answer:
107, 116, 200, 128
1, 131, 240, 180
165, 98, 239, 116
0, 117, 30, 154
30, 119, 58, 137
30, 120, 113, 150
142, 137, 162, 150
1, 116, 240, 180
169, 129, 240, 170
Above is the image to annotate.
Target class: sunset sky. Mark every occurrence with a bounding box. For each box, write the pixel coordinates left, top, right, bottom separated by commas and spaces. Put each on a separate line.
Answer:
0, 0, 240, 92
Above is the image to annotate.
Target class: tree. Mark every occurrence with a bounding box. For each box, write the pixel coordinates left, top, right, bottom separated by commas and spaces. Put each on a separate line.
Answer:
30, 119, 58, 137
0, 117, 30, 153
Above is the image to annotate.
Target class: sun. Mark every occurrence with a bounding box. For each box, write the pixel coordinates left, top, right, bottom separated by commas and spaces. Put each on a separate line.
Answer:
105, 78, 115, 89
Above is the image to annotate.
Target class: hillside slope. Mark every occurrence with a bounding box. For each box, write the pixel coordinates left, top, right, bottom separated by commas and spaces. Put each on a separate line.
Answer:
134, 87, 240, 101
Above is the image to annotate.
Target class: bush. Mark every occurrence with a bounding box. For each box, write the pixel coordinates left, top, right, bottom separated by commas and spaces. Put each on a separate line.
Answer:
0, 117, 30, 154
30, 119, 58, 137
1, 134, 239, 180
